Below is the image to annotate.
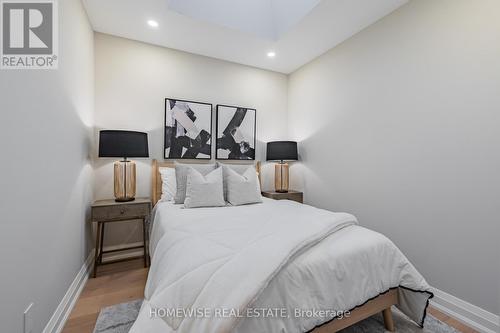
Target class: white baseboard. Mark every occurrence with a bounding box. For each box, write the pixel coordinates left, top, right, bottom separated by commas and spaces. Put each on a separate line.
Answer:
430, 287, 499, 333
101, 241, 145, 262
43, 251, 94, 333
42, 243, 144, 333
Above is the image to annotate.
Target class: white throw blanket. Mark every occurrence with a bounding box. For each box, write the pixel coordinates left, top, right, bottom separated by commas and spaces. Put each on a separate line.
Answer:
130, 199, 432, 333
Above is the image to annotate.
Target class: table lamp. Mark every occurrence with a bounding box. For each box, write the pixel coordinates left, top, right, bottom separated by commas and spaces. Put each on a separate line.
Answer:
99, 130, 149, 202
266, 141, 298, 193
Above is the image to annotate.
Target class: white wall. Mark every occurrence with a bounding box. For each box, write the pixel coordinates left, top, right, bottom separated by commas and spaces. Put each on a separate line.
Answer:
0, 0, 94, 332
288, 0, 500, 314
94, 33, 288, 245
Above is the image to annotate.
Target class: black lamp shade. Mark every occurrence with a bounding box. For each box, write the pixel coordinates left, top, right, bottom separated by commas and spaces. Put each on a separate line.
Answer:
99, 130, 149, 158
266, 141, 298, 161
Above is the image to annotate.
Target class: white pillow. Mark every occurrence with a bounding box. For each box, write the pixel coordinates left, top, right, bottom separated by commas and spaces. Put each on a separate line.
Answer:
218, 163, 259, 200
159, 167, 176, 202
224, 166, 262, 206
184, 167, 225, 208
174, 162, 217, 204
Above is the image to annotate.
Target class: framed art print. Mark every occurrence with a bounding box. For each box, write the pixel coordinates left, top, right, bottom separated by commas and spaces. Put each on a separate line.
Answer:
216, 105, 256, 160
164, 98, 212, 159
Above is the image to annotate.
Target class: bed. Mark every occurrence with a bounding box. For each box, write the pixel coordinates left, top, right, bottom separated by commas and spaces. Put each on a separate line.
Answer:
129, 160, 433, 333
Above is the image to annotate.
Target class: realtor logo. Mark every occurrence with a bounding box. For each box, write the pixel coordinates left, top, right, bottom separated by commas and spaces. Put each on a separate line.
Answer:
1, 0, 58, 69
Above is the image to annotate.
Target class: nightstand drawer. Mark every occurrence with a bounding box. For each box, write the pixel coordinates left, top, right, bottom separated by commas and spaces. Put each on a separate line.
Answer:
261, 190, 303, 204
92, 203, 150, 221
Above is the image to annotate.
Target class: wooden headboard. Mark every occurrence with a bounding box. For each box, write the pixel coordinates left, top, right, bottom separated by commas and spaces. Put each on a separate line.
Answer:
151, 159, 262, 206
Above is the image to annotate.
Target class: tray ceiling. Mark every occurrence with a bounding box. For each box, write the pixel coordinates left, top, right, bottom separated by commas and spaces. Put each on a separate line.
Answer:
83, 0, 408, 73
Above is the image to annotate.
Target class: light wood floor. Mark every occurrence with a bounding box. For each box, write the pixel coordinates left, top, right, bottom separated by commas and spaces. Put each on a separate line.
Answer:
62, 259, 147, 333
62, 260, 478, 333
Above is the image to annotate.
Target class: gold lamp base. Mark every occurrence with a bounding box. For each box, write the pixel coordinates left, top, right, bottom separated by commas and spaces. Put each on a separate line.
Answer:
114, 160, 136, 202
274, 162, 289, 193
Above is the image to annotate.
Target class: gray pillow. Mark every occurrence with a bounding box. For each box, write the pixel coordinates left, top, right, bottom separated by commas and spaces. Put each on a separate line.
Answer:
184, 167, 225, 208
224, 165, 262, 206
218, 163, 258, 200
174, 162, 216, 204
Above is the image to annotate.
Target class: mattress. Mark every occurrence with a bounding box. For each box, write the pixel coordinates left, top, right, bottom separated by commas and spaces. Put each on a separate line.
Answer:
130, 198, 432, 333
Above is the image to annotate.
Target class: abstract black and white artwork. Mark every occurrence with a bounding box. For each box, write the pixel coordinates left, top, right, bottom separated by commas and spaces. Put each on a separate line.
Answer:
216, 105, 256, 160
164, 98, 212, 159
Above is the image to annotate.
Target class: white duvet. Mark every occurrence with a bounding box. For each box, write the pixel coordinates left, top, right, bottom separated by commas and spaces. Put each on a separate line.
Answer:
130, 198, 432, 333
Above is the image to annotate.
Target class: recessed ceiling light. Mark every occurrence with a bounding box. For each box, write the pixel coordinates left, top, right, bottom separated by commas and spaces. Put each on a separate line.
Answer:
267, 51, 276, 58
147, 20, 159, 28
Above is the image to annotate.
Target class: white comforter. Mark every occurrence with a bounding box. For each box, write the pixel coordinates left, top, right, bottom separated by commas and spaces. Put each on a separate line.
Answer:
130, 198, 432, 333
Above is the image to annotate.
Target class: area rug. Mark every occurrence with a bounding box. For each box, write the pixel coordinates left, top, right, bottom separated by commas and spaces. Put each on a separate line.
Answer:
93, 299, 459, 333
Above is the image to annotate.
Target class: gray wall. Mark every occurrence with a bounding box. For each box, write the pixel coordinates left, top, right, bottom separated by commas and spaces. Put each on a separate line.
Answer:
288, 0, 500, 314
0, 0, 95, 332
94, 33, 289, 247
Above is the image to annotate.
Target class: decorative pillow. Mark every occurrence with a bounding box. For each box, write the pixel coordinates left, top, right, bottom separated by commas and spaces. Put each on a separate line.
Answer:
218, 163, 259, 200
224, 165, 262, 206
184, 167, 225, 208
159, 167, 176, 202
174, 162, 216, 204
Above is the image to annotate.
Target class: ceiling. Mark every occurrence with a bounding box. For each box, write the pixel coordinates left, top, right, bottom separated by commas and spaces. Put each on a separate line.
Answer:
82, 0, 408, 74
166, 0, 322, 40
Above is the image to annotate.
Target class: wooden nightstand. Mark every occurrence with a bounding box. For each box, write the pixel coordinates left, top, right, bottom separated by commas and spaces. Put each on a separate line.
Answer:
261, 190, 303, 204
91, 198, 151, 278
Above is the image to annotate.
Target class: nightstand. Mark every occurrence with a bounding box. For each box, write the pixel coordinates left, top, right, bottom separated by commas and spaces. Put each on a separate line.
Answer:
91, 198, 151, 278
261, 190, 303, 204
